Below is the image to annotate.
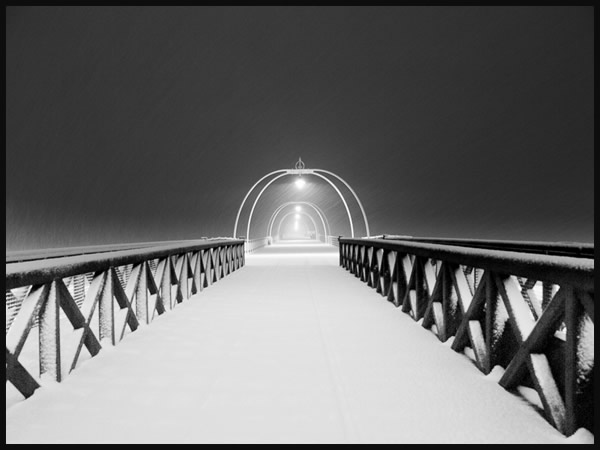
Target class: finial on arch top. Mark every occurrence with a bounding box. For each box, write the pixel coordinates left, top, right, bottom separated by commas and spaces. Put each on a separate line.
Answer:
294, 158, 305, 170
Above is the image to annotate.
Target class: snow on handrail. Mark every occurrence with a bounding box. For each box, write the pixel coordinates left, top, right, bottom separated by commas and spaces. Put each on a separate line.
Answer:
5, 238, 228, 263
379, 235, 594, 258
338, 237, 594, 437
6, 239, 244, 290
341, 238, 593, 292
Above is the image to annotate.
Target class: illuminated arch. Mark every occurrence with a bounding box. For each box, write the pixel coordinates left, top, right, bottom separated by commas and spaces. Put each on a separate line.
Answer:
275, 211, 318, 240
267, 202, 331, 240
243, 171, 353, 240
233, 159, 370, 239
232, 169, 287, 239
312, 168, 370, 237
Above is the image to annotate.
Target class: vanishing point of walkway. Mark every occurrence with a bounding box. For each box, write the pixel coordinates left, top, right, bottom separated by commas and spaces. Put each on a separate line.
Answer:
6, 241, 577, 444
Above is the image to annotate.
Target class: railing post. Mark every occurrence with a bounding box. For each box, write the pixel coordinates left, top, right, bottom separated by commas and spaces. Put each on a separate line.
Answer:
161, 258, 173, 310
191, 251, 201, 294
38, 281, 61, 382
99, 269, 115, 345
135, 263, 149, 324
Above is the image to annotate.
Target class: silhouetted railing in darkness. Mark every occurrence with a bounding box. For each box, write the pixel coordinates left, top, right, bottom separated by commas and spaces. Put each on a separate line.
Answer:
338, 237, 594, 437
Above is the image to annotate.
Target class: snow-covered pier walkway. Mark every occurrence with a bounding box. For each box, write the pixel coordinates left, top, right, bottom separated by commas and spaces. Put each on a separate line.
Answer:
5, 241, 591, 444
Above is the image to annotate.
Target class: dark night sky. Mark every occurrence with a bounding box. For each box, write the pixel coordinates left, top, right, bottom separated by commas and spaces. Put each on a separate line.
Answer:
6, 6, 594, 250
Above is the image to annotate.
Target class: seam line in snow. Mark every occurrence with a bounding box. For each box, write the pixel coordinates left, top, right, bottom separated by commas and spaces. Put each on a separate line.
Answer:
307, 266, 362, 443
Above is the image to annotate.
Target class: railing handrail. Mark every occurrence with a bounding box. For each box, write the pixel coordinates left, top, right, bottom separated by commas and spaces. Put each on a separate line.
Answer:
5, 239, 230, 263
377, 235, 594, 258
6, 239, 244, 291
339, 238, 594, 293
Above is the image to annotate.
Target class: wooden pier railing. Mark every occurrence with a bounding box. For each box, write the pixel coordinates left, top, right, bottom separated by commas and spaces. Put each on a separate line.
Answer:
338, 237, 594, 437
244, 236, 272, 253
326, 235, 340, 247
6, 239, 245, 399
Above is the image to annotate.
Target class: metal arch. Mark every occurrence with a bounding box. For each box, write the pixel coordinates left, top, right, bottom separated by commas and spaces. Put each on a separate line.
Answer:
313, 169, 370, 237
268, 204, 327, 240
268, 202, 330, 240
244, 172, 355, 240
234, 161, 367, 239
308, 172, 355, 237
244, 172, 290, 241
233, 169, 288, 238
267, 202, 330, 240
301, 202, 331, 238
275, 211, 318, 240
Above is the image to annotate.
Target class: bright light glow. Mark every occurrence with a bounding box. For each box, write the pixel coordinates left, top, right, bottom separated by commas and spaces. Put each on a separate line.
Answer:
295, 178, 306, 189
295, 205, 301, 212
295, 214, 301, 219
294, 221, 299, 231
